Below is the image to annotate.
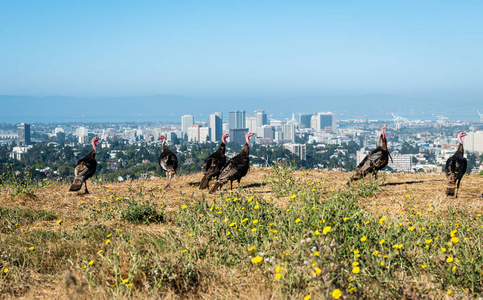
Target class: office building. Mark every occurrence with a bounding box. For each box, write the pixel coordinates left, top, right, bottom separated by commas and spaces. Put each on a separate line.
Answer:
208, 113, 223, 142
465, 131, 483, 154
257, 125, 274, 140
246, 116, 258, 133
254, 110, 268, 127
299, 113, 312, 129
181, 115, 194, 139
229, 128, 249, 145
283, 123, 296, 143
311, 112, 337, 132
76, 126, 89, 144
17, 123, 31, 146
188, 125, 210, 143
229, 111, 246, 129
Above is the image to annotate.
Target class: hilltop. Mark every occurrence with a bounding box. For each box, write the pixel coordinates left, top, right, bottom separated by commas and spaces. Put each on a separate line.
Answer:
1, 168, 482, 299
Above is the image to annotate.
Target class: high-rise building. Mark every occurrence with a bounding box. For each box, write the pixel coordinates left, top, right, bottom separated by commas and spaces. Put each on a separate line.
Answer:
465, 131, 483, 154
246, 116, 258, 133
257, 125, 274, 140
229, 111, 246, 129
208, 113, 223, 142
181, 115, 194, 139
254, 110, 268, 128
188, 125, 210, 143
229, 128, 249, 145
299, 113, 312, 129
17, 123, 31, 145
76, 126, 89, 144
283, 123, 296, 143
311, 112, 337, 132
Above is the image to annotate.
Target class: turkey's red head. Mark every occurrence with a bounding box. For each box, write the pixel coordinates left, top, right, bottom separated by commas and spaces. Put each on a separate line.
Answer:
381, 124, 388, 139
222, 133, 230, 144
458, 132, 467, 144
245, 132, 255, 146
159, 135, 166, 144
91, 136, 101, 153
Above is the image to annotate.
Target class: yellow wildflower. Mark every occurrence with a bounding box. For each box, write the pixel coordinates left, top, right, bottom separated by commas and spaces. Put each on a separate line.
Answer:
252, 256, 263, 264
332, 289, 342, 299
323, 226, 331, 234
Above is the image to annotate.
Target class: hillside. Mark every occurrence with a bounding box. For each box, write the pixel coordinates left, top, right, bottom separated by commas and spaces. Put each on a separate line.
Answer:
1, 168, 482, 299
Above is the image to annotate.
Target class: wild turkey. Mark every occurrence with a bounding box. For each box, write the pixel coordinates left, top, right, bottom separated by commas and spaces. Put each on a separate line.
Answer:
159, 135, 178, 187
209, 132, 255, 193
349, 124, 391, 183
69, 136, 100, 193
199, 133, 230, 189
445, 132, 468, 197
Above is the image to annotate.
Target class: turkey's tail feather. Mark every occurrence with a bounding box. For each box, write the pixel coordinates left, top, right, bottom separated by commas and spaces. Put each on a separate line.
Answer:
209, 181, 223, 194
199, 176, 210, 189
69, 177, 83, 192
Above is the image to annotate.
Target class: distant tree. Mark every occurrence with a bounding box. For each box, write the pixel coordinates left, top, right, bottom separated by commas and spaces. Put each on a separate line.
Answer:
400, 141, 419, 154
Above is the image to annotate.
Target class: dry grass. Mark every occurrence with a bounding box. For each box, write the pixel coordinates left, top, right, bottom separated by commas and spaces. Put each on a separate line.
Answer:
1, 168, 482, 299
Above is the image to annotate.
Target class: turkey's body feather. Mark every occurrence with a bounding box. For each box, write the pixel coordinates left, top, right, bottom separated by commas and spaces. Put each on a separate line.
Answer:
210, 144, 250, 193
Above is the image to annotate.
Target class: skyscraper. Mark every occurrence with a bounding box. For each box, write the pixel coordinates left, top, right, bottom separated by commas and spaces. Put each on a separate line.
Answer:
311, 112, 337, 132
181, 115, 194, 139
254, 110, 268, 127
229, 128, 249, 145
283, 123, 296, 143
246, 116, 258, 133
76, 126, 89, 144
229, 111, 246, 129
208, 112, 223, 142
299, 113, 312, 129
17, 123, 31, 145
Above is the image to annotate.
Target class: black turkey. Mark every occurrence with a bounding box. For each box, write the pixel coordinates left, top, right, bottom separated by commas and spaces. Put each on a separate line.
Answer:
159, 135, 178, 187
69, 136, 100, 193
200, 133, 230, 189
209, 132, 254, 193
349, 124, 391, 183
445, 132, 467, 197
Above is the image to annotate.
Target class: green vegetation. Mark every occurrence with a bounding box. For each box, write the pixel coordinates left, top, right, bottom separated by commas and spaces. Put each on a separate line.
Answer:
1, 166, 482, 298
0, 139, 360, 185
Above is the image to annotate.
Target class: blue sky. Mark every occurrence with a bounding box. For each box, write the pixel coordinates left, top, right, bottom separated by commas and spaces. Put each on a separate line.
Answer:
1, 1, 483, 99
